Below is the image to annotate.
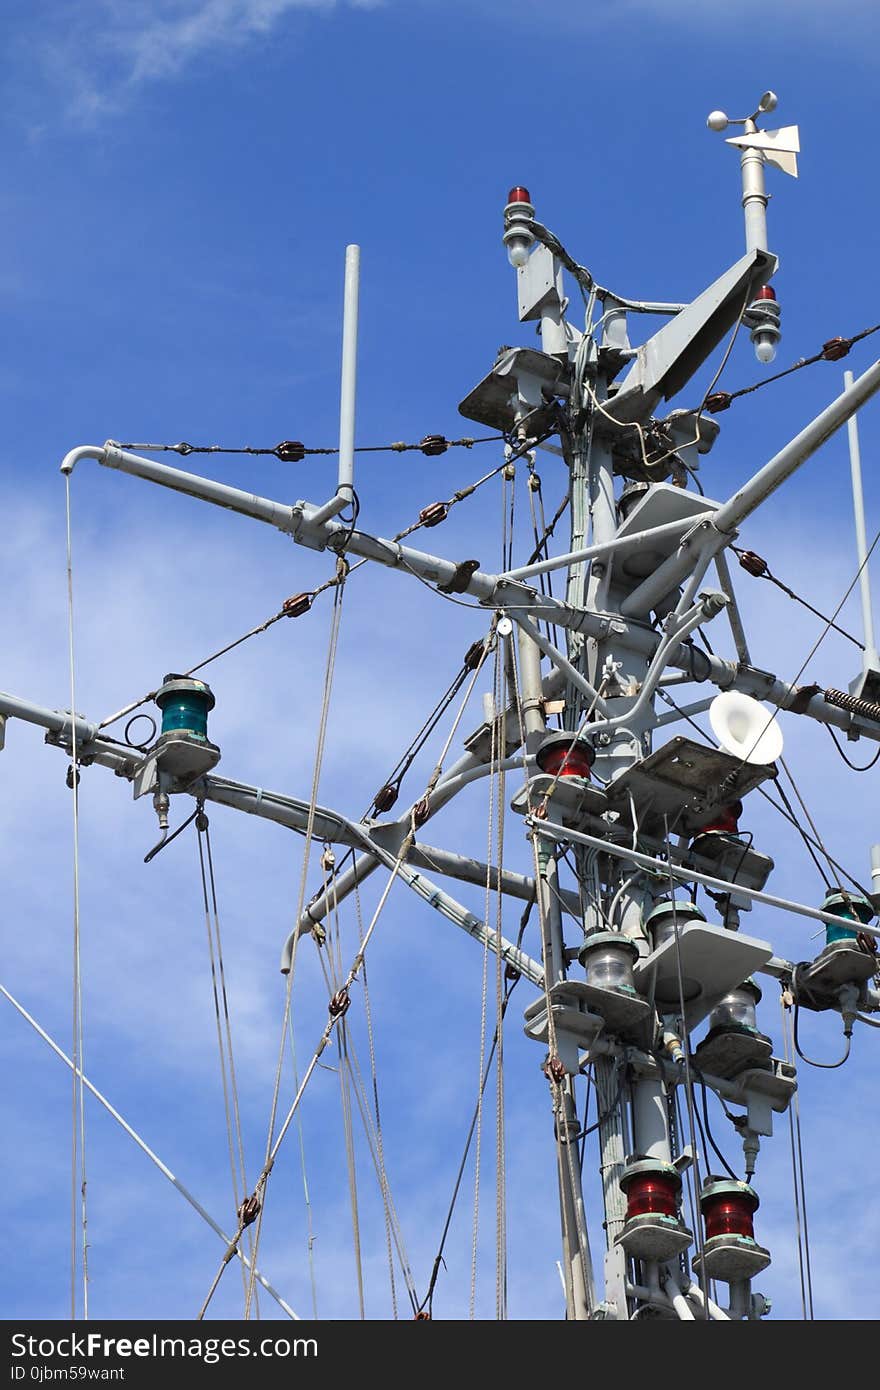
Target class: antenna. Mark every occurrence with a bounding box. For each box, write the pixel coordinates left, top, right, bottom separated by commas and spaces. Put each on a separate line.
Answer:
707, 91, 800, 364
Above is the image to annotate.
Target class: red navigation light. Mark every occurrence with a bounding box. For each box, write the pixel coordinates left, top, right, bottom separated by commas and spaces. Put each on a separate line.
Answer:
624, 1174, 679, 1220
538, 744, 594, 780
507, 186, 531, 204
755, 285, 777, 301
700, 800, 742, 835
701, 1183, 759, 1241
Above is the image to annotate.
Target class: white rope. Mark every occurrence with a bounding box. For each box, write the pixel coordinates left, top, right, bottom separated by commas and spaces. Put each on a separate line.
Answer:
469, 645, 500, 1319
285, 1014, 319, 1319
358, 891, 399, 1318
244, 564, 349, 1316
64, 475, 89, 1321
0, 982, 299, 1319
494, 649, 508, 1321
195, 819, 254, 1311
205, 635, 496, 1322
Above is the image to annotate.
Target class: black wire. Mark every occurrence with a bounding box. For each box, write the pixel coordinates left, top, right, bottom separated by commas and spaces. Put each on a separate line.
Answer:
792, 995, 852, 1069
692, 1069, 739, 1180
825, 724, 880, 772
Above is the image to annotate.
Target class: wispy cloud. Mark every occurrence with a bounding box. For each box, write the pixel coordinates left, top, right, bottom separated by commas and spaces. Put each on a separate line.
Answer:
22, 0, 381, 125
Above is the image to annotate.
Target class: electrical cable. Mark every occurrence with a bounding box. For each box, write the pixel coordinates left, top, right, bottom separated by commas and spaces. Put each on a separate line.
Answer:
825, 724, 880, 771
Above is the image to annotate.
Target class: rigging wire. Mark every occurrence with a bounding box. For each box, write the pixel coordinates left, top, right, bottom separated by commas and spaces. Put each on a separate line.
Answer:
359, 946, 398, 1317
0, 982, 300, 1320
201, 632, 496, 1320
469, 642, 502, 1319
726, 525, 880, 776
417, 980, 518, 1319
494, 646, 509, 1321
732, 546, 865, 651
97, 447, 515, 737
195, 810, 255, 1312
111, 433, 504, 460
64, 474, 89, 1322
285, 1014, 319, 1320
239, 561, 350, 1320
704, 320, 880, 414
322, 858, 366, 1320
656, 688, 872, 900
780, 996, 815, 1319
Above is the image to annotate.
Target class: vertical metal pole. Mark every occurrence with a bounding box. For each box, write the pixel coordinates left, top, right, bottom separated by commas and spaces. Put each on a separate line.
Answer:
844, 369, 878, 665
740, 119, 768, 253
518, 625, 593, 1318
310, 244, 361, 526
537, 844, 594, 1320
338, 244, 361, 499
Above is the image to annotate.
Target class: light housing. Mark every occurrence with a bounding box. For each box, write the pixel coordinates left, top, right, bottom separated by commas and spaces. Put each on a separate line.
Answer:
502, 185, 535, 269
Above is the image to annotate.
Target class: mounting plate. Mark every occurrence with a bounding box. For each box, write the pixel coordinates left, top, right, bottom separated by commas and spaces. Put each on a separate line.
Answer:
458, 347, 569, 434
610, 483, 720, 584
634, 922, 773, 1030
510, 772, 609, 826
607, 737, 776, 834
692, 1027, 773, 1080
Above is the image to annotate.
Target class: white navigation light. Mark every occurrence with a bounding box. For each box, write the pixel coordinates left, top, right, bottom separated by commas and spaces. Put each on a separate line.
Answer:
709, 691, 784, 765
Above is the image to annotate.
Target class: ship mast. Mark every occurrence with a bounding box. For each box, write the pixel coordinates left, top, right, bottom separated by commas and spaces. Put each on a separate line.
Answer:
2, 92, 880, 1321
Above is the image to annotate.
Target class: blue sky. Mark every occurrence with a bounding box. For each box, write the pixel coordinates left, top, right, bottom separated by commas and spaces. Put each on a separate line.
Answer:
2, 0, 880, 1323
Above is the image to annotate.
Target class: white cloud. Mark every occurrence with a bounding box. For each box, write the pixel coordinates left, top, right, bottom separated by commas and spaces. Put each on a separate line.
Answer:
20, 0, 382, 124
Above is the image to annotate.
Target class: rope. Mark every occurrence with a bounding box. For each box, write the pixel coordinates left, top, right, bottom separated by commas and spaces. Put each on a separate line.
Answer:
416, 980, 518, 1317
241, 560, 349, 1319
493, 649, 508, 1320
286, 1014, 319, 1319
0, 982, 300, 1320
324, 861, 366, 1319
469, 644, 501, 1319
200, 631, 495, 1319
64, 474, 89, 1322
360, 944, 398, 1318
195, 811, 255, 1311
780, 998, 814, 1319
507, 634, 593, 1315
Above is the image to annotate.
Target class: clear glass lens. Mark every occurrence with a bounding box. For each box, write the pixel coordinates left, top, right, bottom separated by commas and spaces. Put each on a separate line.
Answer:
507, 235, 531, 268
754, 334, 777, 364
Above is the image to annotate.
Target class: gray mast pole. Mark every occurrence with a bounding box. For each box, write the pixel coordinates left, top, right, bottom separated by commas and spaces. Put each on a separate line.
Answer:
844, 369, 878, 665
517, 626, 594, 1319
844, 368, 880, 905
